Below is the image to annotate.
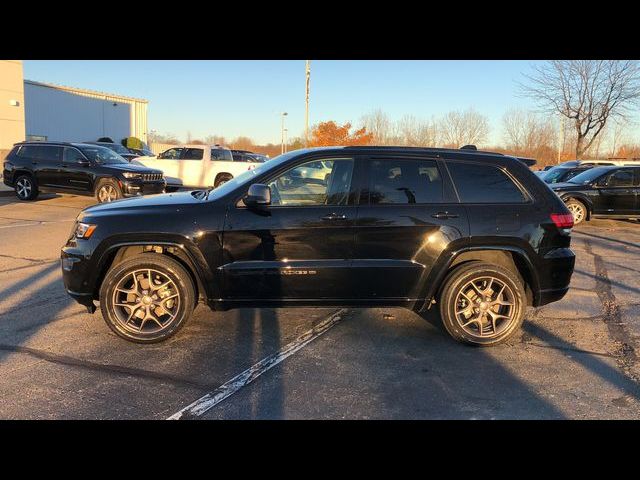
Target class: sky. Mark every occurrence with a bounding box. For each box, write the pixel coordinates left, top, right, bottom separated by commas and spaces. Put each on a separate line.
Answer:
23, 60, 547, 145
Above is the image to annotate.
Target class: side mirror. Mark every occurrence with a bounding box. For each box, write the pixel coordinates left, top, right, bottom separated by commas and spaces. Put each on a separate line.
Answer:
78, 159, 90, 167
244, 184, 271, 207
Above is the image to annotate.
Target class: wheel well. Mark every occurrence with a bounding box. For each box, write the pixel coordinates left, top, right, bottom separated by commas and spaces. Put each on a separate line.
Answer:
95, 245, 204, 305
13, 170, 34, 181
446, 250, 535, 305
564, 196, 591, 220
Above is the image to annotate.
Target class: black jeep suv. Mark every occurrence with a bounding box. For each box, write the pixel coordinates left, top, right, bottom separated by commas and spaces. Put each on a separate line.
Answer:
3, 142, 166, 203
550, 165, 640, 225
61, 146, 575, 346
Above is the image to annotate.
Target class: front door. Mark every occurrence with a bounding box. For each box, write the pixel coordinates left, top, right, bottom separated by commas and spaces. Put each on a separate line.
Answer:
594, 168, 637, 215
62, 147, 93, 192
221, 156, 357, 301
352, 156, 469, 302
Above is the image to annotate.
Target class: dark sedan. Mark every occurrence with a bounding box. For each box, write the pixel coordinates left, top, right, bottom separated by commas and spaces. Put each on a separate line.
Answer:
87, 142, 140, 162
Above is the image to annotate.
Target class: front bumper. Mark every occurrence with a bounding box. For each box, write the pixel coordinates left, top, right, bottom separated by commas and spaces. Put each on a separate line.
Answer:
121, 180, 166, 197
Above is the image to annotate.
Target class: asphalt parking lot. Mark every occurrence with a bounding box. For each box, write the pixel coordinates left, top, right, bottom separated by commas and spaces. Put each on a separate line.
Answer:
1, 192, 640, 419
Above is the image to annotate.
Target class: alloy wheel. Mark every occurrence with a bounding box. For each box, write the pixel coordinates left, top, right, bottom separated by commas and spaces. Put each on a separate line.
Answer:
16, 178, 32, 199
110, 268, 181, 335
454, 276, 516, 339
98, 185, 118, 202
567, 203, 585, 224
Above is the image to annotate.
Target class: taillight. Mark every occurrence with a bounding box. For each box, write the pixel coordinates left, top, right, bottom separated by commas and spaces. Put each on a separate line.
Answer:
550, 213, 574, 229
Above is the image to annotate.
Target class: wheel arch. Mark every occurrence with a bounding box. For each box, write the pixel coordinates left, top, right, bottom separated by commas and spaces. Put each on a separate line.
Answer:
92, 241, 210, 305
422, 246, 540, 310
562, 194, 592, 220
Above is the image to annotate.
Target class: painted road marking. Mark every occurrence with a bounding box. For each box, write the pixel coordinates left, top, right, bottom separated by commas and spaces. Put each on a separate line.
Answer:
167, 308, 348, 420
0, 220, 73, 229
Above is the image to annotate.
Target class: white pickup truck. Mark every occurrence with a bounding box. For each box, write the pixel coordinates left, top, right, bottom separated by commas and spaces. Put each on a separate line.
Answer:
134, 145, 261, 189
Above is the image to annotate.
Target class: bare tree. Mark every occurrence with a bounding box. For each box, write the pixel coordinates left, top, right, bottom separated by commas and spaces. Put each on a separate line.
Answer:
204, 135, 227, 146
519, 60, 640, 158
502, 108, 557, 155
439, 108, 489, 148
360, 109, 392, 144
148, 131, 180, 144
397, 115, 438, 147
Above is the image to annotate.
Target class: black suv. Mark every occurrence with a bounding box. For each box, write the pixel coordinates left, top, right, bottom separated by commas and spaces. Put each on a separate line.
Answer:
3, 142, 166, 203
61, 146, 575, 346
550, 165, 640, 225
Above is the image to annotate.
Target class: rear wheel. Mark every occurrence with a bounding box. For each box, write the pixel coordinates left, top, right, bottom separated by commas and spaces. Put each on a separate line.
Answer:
565, 199, 587, 225
439, 261, 526, 346
14, 174, 39, 201
99, 254, 195, 343
95, 179, 122, 203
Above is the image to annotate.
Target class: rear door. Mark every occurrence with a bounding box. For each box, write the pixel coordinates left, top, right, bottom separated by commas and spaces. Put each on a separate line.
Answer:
34, 145, 64, 187
352, 155, 469, 303
595, 168, 636, 214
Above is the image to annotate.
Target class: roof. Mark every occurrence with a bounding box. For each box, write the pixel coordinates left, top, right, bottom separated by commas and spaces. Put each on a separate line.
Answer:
24, 79, 148, 104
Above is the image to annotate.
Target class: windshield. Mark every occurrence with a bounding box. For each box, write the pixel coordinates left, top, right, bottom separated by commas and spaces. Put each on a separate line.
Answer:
102, 143, 131, 155
543, 166, 571, 184
567, 166, 611, 184
79, 145, 128, 164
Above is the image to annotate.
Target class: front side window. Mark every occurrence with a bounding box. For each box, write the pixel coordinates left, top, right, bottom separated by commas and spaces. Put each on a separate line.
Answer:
211, 148, 233, 161
368, 158, 443, 204
268, 158, 354, 206
447, 161, 527, 203
181, 148, 204, 160
605, 169, 634, 187
78, 146, 127, 164
63, 147, 85, 163
160, 148, 183, 159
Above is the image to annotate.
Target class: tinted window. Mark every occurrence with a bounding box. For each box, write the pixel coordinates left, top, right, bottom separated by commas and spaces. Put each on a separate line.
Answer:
17, 146, 37, 158
368, 159, 443, 204
21, 145, 62, 161
78, 145, 127, 164
160, 148, 183, 159
182, 148, 204, 160
605, 169, 634, 187
63, 147, 85, 163
268, 158, 354, 206
211, 148, 233, 161
448, 162, 526, 203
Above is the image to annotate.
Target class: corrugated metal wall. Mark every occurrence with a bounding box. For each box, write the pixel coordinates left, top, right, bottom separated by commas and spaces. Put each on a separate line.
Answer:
24, 81, 148, 144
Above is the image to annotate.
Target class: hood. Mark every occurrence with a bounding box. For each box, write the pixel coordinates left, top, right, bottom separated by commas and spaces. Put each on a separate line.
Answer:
101, 162, 162, 174
80, 190, 208, 218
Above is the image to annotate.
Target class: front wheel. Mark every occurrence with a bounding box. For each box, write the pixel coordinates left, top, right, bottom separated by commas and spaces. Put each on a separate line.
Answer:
95, 179, 122, 203
439, 262, 526, 346
565, 199, 587, 225
99, 254, 196, 343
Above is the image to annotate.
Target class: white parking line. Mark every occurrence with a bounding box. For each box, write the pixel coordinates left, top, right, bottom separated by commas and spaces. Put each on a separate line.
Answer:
0, 220, 72, 229
167, 308, 348, 420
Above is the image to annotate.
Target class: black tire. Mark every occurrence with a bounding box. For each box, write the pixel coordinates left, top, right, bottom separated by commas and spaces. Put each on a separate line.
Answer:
214, 173, 233, 188
99, 254, 196, 343
95, 179, 123, 203
565, 198, 587, 225
439, 261, 526, 346
14, 174, 39, 201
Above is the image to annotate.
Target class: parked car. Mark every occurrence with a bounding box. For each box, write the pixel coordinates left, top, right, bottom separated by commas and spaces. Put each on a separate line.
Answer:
61, 145, 575, 346
3, 142, 166, 203
559, 159, 640, 167
135, 144, 258, 189
550, 165, 640, 225
541, 165, 592, 184
86, 142, 139, 162
230, 150, 267, 163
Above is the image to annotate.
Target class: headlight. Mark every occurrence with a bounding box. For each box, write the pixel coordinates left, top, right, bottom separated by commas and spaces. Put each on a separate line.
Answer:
122, 172, 142, 179
75, 222, 97, 239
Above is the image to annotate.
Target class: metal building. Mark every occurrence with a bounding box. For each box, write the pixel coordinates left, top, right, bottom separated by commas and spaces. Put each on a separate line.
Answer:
23, 80, 148, 144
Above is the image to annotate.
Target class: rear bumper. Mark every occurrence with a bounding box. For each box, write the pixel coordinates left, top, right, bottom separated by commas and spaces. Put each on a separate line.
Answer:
534, 247, 575, 307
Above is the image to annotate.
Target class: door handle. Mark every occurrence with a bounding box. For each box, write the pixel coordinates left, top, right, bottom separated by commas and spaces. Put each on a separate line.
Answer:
321, 213, 347, 220
431, 212, 459, 220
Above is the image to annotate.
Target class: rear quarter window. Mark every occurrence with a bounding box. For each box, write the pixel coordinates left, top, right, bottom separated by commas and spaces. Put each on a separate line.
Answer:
447, 161, 528, 203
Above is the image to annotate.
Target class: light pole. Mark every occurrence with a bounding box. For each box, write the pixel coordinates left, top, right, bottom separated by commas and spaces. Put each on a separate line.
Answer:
280, 112, 288, 154
284, 128, 288, 153
305, 60, 311, 147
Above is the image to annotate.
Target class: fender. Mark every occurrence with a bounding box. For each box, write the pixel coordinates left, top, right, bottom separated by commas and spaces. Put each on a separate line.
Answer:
416, 244, 541, 311
559, 192, 593, 218
90, 235, 217, 301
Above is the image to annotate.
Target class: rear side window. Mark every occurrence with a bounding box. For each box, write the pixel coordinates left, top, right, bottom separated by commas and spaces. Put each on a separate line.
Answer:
447, 162, 527, 203
368, 159, 444, 204
20, 145, 62, 162
605, 169, 634, 187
